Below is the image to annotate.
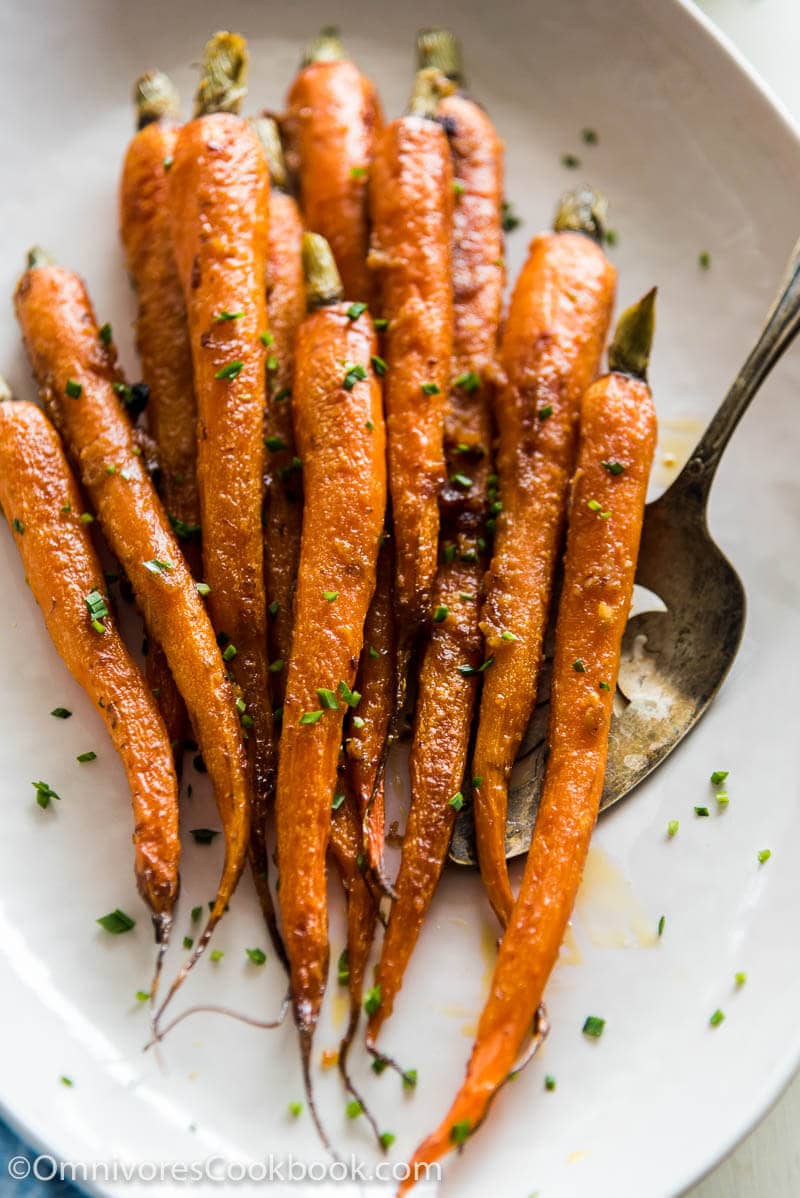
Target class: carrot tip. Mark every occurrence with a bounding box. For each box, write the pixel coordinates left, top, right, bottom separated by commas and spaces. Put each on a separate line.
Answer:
134, 70, 180, 129
553, 185, 608, 245
302, 26, 347, 66
608, 287, 657, 381
407, 68, 456, 119
416, 28, 464, 85
301, 233, 344, 308
194, 31, 248, 117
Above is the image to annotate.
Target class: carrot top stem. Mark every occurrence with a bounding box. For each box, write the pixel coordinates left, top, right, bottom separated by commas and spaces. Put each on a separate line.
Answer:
193, 31, 248, 117
134, 70, 180, 129
301, 233, 344, 309
26, 245, 54, 270
406, 67, 456, 118
302, 26, 347, 66
607, 287, 657, 380
251, 115, 289, 190
553, 185, 608, 244
416, 27, 464, 85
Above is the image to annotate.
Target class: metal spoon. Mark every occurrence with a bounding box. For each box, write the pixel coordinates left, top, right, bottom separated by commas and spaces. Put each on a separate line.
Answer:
450, 238, 800, 865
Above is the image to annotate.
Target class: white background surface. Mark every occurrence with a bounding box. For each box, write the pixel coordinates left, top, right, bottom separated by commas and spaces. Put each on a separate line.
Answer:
689, 7, 800, 1197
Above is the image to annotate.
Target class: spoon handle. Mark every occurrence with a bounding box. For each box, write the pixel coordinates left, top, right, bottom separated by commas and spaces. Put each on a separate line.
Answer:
670, 236, 800, 502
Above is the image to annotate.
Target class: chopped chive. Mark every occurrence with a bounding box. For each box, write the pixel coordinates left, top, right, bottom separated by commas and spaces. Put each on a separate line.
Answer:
98, 322, 113, 345
12, 518, 24, 533
60, 502, 71, 515
364, 984, 382, 1015
214, 360, 244, 380
450, 1120, 471, 1146
371, 354, 387, 377
448, 792, 464, 811
273, 387, 292, 403
76, 751, 97, 764
379, 1131, 395, 1150
191, 906, 202, 922
602, 460, 625, 475
331, 792, 346, 812
209, 950, 224, 962
350, 165, 367, 179
288, 1101, 303, 1118
246, 947, 267, 965
501, 200, 521, 232
268, 600, 280, 617
190, 828, 219, 845
265, 435, 287, 452
443, 543, 457, 563
582, 1015, 605, 1038
266, 356, 279, 372
452, 179, 466, 197
269, 659, 284, 673
667, 819, 679, 838
300, 710, 323, 725
216, 311, 244, 322
136, 990, 150, 1002
323, 590, 339, 602
451, 472, 473, 489
715, 792, 730, 807
598, 680, 611, 691
657, 915, 665, 937
343, 364, 367, 391
433, 605, 449, 622
587, 499, 611, 518
572, 659, 586, 672
32, 780, 60, 809
471, 776, 483, 788
183, 936, 194, 949
317, 688, 338, 710
694, 806, 709, 817
604, 228, 619, 247
143, 558, 173, 575
222, 643, 237, 661
163, 155, 174, 171
51, 708, 72, 719
351, 715, 365, 729
97, 909, 135, 934
710, 770, 729, 785
196, 582, 211, 597
709, 1008, 724, 1027
698, 251, 711, 270
757, 848, 771, 864
65, 378, 82, 398
544, 1074, 556, 1091
402, 1068, 418, 1089
346, 1099, 363, 1119
368, 644, 380, 659
337, 679, 361, 708
235, 697, 247, 716
337, 948, 350, 985
421, 382, 440, 395
454, 370, 480, 393
371, 1056, 387, 1074
735, 971, 747, 987
561, 153, 581, 169
538, 405, 553, 420
347, 302, 368, 320
582, 128, 599, 145
259, 330, 274, 346
79, 512, 94, 524
459, 592, 475, 601
374, 318, 389, 331
501, 630, 518, 642
85, 589, 109, 632
60, 1076, 74, 1087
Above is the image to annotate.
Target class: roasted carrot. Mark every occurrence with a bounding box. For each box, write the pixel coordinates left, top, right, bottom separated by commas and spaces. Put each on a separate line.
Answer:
401, 291, 658, 1189
344, 535, 395, 884
368, 69, 454, 672
166, 34, 282, 959
252, 115, 305, 707
473, 187, 617, 926
367, 32, 504, 1044
328, 779, 381, 1141
0, 389, 179, 988
14, 253, 250, 1014
276, 234, 386, 1146
119, 70, 199, 758
284, 28, 383, 303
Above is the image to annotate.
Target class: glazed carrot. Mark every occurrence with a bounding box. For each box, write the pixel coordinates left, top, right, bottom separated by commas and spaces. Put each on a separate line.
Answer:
119, 70, 199, 756
0, 390, 179, 983
368, 69, 454, 665
344, 536, 395, 883
14, 253, 250, 1012
473, 187, 617, 926
166, 34, 281, 957
284, 28, 383, 302
253, 116, 305, 707
276, 234, 386, 1145
401, 291, 658, 1190
328, 781, 381, 1140
367, 32, 503, 1043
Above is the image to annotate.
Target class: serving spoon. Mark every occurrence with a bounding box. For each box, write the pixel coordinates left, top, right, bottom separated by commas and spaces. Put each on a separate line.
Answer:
450, 237, 800, 865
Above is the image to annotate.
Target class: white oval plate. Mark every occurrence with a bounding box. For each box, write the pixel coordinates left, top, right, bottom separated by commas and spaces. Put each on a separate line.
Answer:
2, 1, 800, 1196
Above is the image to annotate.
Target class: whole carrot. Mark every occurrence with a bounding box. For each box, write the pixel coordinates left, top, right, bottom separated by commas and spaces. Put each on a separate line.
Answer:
368, 68, 454, 680
0, 389, 179, 989
14, 253, 250, 1015
119, 70, 199, 757
284, 28, 383, 302
401, 292, 658, 1189
367, 31, 504, 1044
167, 34, 281, 958
276, 234, 386, 1146
253, 115, 305, 707
473, 187, 617, 926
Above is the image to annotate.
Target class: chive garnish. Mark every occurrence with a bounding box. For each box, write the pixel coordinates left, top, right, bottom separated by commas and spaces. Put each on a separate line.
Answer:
246, 947, 267, 965
214, 360, 244, 380
99, 322, 112, 345
667, 819, 679, 838
454, 370, 480, 393
97, 909, 135, 934
450, 1121, 471, 1146
582, 1015, 605, 1038
265, 435, 287, 452
757, 848, 771, 864
501, 201, 521, 232
216, 311, 243, 322
196, 582, 211, 597
183, 936, 194, 950
288, 1101, 303, 1118
561, 153, 581, 169
65, 378, 82, 398
602, 460, 625, 475
572, 659, 586, 672
710, 770, 729, 785
259, 330, 274, 346
545, 1075, 556, 1091
337, 948, 350, 985
337, 680, 361, 708
300, 710, 323, 725
657, 915, 665, 937
735, 971, 747, 986
222, 643, 237, 661
317, 688, 339, 710
421, 382, 440, 395
374, 318, 389, 331
331, 792, 346, 811
379, 1131, 395, 1150
33, 780, 60, 809
190, 828, 219, 845
12, 518, 24, 534
51, 708, 72, 719
709, 1009, 724, 1027
323, 590, 339, 602
364, 984, 382, 1015
143, 558, 174, 575
433, 605, 449, 622
698, 251, 711, 270
209, 950, 224, 962
448, 792, 464, 811
371, 354, 387, 377
347, 302, 368, 320
76, 751, 97, 764
538, 405, 553, 420
343, 364, 367, 391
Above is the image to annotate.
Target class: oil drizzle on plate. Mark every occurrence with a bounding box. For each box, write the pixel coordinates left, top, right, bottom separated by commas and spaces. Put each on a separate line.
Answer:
574, 845, 657, 949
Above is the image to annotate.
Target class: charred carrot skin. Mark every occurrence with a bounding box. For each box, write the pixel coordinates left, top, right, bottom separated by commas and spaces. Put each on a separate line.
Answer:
284, 34, 383, 302
0, 397, 180, 923
167, 110, 276, 873
473, 216, 616, 926
14, 261, 250, 970
119, 74, 200, 755
344, 536, 395, 879
258, 122, 305, 705
369, 91, 454, 641
276, 297, 386, 1040
368, 74, 504, 1040
401, 304, 657, 1191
